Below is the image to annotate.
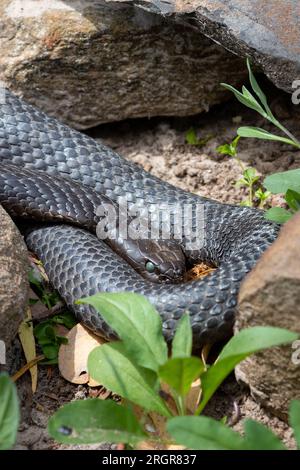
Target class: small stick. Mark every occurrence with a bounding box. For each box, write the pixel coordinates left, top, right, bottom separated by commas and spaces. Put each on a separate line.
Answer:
12, 355, 45, 382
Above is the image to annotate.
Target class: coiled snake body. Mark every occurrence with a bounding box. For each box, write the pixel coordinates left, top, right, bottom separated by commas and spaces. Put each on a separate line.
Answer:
0, 89, 280, 346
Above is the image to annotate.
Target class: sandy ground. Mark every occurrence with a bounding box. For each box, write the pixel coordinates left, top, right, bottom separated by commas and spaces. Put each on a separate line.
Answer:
14, 81, 300, 450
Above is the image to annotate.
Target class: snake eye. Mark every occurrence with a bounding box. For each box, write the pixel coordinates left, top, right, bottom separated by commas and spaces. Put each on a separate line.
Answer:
145, 261, 156, 273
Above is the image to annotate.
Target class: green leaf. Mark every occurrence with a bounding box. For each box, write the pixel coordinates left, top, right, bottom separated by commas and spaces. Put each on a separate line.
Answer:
246, 58, 273, 118
216, 136, 240, 157
264, 169, 300, 194
167, 416, 245, 450
243, 167, 259, 184
0, 373, 19, 450
34, 323, 56, 343
237, 127, 297, 146
255, 189, 271, 201
28, 267, 43, 288
186, 128, 212, 147
78, 292, 167, 372
265, 207, 292, 224
285, 189, 300, 212
243, 419, 286, 450
42, 344, 60, 360
289, 400, 300, 449
186, 128, 199, 145
216, 143, 233, 156
221, 84, 267, 117
52, 312, 77, 329
196, 327, 298, 414
88, 342, 172, 417
158, 357, 204, 396
235, 178, 248, 188
48, 399, 146, 445
242, 86, 268, 117
172, 314, 192, 358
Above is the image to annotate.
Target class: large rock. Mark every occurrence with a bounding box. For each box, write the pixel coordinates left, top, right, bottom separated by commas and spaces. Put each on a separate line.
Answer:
131, 0, 300, 94
235, 212, 300, 421
0, 0, 247, 129
0, 206, 28, 353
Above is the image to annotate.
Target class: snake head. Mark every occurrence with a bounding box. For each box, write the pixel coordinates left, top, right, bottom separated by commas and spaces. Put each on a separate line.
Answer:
143, 240, 186, 283
114, 238, 186, 284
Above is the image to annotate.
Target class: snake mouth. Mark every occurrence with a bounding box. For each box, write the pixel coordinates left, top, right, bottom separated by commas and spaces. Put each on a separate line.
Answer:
155, 258, 217, 285
157, 262, 186, 284
159, 273, 185, 284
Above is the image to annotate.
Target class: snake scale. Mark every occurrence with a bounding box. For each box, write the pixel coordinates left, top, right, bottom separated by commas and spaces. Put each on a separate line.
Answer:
0, 88, 280, 347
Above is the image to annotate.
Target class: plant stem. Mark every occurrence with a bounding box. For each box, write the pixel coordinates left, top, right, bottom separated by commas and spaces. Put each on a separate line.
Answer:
270, 118, 300, 148
249, 182, 253, 207
259, 199, 264, 210
234, 157, 245, 172
12, 355, 45, 382
173, 393, 185, 416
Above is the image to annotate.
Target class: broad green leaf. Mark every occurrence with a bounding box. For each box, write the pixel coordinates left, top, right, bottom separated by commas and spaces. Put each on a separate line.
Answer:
167, 416, 245, 450
42, 344, 59, 360
34, 323, 55, 342
237, 127, 297, 146
158, 357, 204, 396
285, 189, 300, 212
172, 314, 192, 358
246, 58, 273, 117
78, 292, 167, 372
243, 419, 286, 450
264, 169, 300, 194
48, 399, 146, 445
88, 342, 172, 417
289, 400, 300, 449
265, 207, 292, 224
221, 83, 267, 117
0, 373, 19, 450
196, 327, 298, 414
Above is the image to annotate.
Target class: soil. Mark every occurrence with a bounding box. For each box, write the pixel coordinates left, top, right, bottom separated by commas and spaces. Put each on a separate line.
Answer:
13, 79, 300, 450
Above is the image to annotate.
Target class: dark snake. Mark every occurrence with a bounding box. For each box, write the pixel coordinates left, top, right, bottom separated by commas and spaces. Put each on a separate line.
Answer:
0, 88, 280, 347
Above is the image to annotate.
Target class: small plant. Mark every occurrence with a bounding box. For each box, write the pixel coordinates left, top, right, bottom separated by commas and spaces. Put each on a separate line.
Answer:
29, 268, 61, 309
29, 266, 77, 363
221, 59, 300, 223
185, 128, 213, 147
254, 187, 272, 210
263, 169, 300, 223
221, 59, 300, 150
34, 312, 76, 364
0, 373, 19, 450
217, 135, 241, 160
168, 400, 300, 450
48, 292, 298, 449
217, 137, 268, 208
235, 167, 260, 207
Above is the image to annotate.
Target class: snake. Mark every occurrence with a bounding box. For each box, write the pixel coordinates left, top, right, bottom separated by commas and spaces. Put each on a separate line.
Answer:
0, 88, 280, 347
